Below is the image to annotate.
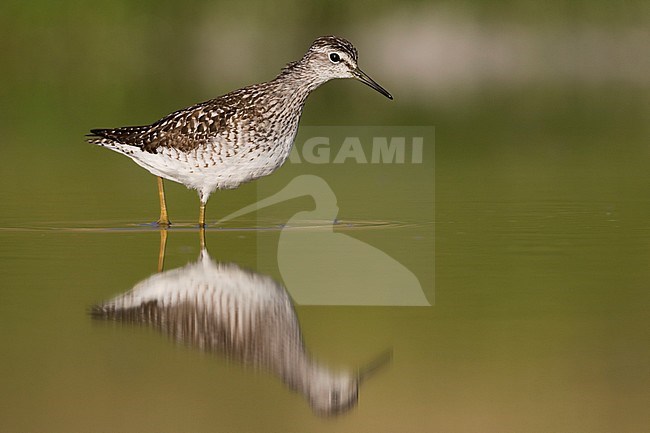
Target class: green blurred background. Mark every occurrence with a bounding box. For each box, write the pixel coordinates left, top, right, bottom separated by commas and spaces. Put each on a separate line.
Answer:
0, 1, 649, 432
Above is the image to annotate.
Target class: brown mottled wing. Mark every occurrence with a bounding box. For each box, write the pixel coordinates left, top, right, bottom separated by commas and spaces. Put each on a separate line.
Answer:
88, 98, 233, 153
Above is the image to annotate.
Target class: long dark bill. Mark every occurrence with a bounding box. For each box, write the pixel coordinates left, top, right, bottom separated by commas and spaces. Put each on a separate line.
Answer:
354, 68, 393, 100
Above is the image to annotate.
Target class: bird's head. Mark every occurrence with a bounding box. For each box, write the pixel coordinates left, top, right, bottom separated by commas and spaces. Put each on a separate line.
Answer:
307, 370, 360, 416
306, 349, 392, 416
299, 35, 392, 99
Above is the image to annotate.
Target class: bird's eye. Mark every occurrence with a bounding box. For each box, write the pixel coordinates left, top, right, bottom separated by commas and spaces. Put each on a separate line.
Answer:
329, 52, 341, 63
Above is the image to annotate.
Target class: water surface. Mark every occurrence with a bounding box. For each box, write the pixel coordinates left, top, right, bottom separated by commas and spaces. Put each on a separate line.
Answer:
1, 5, 649, 430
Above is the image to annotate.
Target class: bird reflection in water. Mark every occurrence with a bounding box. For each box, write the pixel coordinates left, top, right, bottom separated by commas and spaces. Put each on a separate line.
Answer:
92, 230, 390, 416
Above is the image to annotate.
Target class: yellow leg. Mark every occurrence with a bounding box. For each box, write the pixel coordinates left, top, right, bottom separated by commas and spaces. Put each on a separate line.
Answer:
199, 225, 206, 251
157, 227, 168, 273
199, 202, 206, 228
157, 177, 171, 226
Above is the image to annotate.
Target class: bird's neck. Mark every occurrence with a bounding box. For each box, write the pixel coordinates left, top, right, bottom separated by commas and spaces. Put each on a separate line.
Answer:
272, 60, 330, 101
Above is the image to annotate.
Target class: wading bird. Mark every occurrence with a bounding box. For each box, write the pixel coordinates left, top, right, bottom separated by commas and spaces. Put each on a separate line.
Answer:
87, 36, 392, 227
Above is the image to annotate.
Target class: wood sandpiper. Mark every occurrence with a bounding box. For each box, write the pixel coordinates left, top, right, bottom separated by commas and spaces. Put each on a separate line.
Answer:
87, 35, 392, 227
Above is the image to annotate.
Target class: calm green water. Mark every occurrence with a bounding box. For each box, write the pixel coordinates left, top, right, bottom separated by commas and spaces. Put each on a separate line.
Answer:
1, 94, 648, 431
1, 2, 650, 432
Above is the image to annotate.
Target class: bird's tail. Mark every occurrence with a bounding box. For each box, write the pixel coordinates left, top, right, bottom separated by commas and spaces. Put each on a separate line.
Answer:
85, 125, 150, 146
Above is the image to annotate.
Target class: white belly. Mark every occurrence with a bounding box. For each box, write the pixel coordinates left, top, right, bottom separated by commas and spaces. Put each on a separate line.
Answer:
105, 134, 296, 200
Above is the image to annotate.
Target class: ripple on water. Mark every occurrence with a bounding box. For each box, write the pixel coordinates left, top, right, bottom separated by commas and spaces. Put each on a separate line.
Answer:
0, 219, 430, 233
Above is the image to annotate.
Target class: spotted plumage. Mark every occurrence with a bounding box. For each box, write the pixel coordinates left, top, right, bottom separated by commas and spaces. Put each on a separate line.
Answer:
87, 35, 392, 226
